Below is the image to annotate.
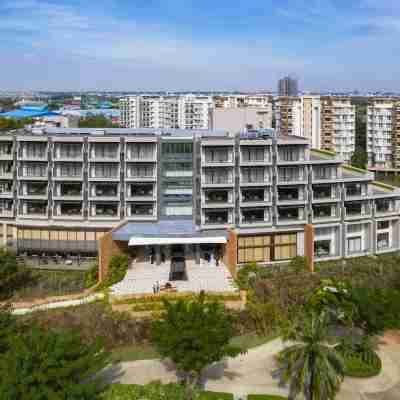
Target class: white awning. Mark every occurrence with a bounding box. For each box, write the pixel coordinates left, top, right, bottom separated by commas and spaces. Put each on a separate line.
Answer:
128, 236, 227, 246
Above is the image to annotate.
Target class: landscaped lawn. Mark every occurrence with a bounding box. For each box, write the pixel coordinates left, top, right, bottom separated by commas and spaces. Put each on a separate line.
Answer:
199, 391, 233, 400
11, 270, 87, 301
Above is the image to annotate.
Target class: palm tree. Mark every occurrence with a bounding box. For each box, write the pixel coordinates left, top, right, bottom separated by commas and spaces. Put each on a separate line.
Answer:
276, 312, 344, 400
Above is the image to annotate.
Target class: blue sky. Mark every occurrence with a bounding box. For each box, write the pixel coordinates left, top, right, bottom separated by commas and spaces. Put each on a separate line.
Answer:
1, 0, 399, 91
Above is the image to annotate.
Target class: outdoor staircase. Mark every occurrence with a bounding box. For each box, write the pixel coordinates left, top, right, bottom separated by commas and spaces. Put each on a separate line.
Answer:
110, 259, 237, 296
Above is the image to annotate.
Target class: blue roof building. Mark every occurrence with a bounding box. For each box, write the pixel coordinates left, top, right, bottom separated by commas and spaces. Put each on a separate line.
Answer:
0, 104, 60, 119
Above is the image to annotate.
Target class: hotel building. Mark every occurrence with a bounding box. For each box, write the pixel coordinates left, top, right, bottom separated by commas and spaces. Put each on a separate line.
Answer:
0, 127, 399, 289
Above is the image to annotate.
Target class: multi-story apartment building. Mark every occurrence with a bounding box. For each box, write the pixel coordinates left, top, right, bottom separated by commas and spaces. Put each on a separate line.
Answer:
276, 96, 356, 163
213, 95, 273, 109
120, 95, 213, 129
2, 127, 399, 281
367, 98, 400, 169
278, 76, 298, 96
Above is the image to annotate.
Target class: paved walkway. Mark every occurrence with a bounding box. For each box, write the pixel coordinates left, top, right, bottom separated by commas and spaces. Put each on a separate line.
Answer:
111, 259, 236, 296
106, 338, 400, 399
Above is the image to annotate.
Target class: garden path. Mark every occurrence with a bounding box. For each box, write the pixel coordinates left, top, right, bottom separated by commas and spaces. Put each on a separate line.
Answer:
107, 336, 400, 399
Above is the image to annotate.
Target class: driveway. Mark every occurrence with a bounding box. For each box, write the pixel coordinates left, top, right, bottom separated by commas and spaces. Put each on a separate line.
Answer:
106, 336, 400, 399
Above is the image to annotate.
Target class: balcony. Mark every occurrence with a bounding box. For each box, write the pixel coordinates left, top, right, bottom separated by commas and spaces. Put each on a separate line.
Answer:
312, 184, 340, 203
53, 143, 83, 161
277, 186, 306, 204
240, 167, 269, 186
277, 167, 306, 185
312, 167, 338, 182
53, 163, 83, 181
126, 183, 155, 201
89, 164, 120, 181
0, 200, 13, 218
202, 169, 234, 188
375, 199, 397, 216
203, 209, 232, 227
0, 143, 14, 160
240, 146, 271, 166
312, 204, 340, 222
53, 182, 83, 200
89, 203, 120, 220
241, 188, 269, 206
344, 201, 371, 220
18, 143, 48, 161
126, 143, 157, 162
203, 189, 233, 208
277, 206, 306, 225
0, 181, 13, 198
126, 203, 155, 220
202, 147, 234, 167
240, 208, 270, 226
0, 162, 14, 180
90, 183, 119, 200
53, 202, 83, 219
344, 183, 367, 200
277, 146, 306, 164
125, 164, 156, 182
19, 201, 48, 219
19, 182, 48, 199
18, 163, 48, 181
89, 143, 120, 162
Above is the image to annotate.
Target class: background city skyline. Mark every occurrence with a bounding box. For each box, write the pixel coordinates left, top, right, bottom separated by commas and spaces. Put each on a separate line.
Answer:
1, 0, 400, 91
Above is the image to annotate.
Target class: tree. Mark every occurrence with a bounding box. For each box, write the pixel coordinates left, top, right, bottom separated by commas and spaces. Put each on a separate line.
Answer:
0, 327, 110, 400
276, 312, 344, 400
78, 115, 117, 128
0, 248, 30, 300
0, 303, 15, 354
350, 150, 368, 170
151, 293, 241, 398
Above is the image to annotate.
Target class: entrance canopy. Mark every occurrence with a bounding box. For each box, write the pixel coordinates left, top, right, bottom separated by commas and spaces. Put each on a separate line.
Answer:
113, 220, 228, 245
128, 236, 227, 246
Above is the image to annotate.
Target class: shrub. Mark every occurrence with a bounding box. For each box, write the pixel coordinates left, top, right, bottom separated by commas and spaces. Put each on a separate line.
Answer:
0, 248, 32, 300
85, 263, 99, 288
288, 256, 309, 273
100, 255, 129, 288
336, 344, 381, 378
23, 302, 152, 350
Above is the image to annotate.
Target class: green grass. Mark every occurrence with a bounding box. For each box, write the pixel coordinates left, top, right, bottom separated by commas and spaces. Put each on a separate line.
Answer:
247, 395, 287, 400
336, 346, 382, 378
100, 384, 234, 400
111, 332, 277, 362
199, 391, 233, 400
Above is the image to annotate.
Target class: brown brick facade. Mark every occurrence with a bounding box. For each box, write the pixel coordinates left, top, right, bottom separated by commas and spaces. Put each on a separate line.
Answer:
304, 224, 315, 272
98, 224, 129, 282
223, 229, 238, 278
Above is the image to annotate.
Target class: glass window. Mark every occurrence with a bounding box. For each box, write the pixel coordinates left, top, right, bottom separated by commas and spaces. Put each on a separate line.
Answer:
377, 232, 390, 250
377, 221, 390, 230
314, 240, 331, 257
347, 237, 362, 254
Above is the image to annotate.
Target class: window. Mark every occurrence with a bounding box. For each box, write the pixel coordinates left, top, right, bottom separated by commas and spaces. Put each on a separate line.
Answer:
378, 220, 390, 230
274, 233, 297, 260
347, 237, 362, 254
377, 232, 390, 250
314, 240, 331, 257
238, 235, 271, 263
347, 223, 362, 233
